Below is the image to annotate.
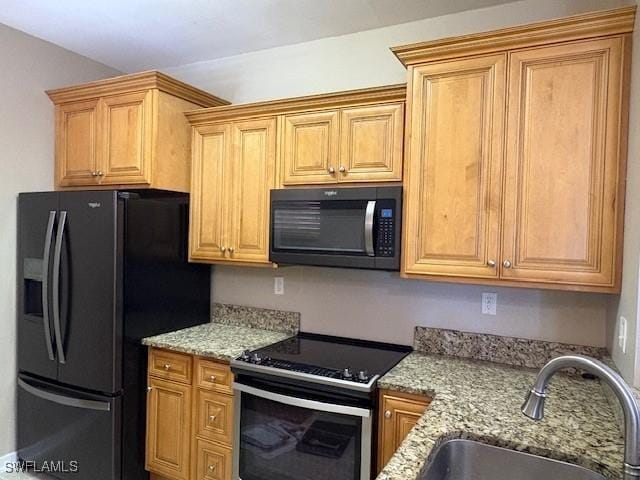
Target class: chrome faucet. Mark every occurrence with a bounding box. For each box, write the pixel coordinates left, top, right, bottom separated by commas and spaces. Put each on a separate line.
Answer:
522, 355, 640, 479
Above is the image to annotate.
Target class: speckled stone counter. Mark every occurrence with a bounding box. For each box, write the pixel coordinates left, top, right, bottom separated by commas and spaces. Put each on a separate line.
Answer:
142, 323, 292, 362
377, 352, 625, 480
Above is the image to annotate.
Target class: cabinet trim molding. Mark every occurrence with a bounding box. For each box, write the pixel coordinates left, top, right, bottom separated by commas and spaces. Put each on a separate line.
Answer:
47, 70, 229, 107
391, 6, 636, 66
185, 84, 406, 124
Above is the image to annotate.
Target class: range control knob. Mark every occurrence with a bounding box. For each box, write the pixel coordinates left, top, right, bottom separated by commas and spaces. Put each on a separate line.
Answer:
240, 350, 251, 362
342, 368, 354, 380
251, 353, 263, 364
357, 370, 369, 382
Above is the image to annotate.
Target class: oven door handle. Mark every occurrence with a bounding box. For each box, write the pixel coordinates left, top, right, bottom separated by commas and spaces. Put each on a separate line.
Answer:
364, 200, 376, 256
233, 382, 371, 418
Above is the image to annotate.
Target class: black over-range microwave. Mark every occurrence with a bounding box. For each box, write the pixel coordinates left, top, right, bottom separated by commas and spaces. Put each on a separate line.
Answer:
269, 186, 402, 270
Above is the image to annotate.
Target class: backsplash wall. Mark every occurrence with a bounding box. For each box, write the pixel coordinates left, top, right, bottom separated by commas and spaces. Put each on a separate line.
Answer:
211, 266, 609, 347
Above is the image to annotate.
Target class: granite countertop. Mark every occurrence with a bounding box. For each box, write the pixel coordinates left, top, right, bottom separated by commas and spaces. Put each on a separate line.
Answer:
377, 352, 625, 480
142, 322, 293, 362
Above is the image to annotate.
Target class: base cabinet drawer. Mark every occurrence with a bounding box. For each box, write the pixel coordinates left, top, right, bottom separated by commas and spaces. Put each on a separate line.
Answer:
195, 389, 234, 445
149, 348, 193, 384
194, 438, 233, 480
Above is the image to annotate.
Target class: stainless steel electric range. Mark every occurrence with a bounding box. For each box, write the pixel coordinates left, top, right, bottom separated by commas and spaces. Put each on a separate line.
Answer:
230, 333, 412, 480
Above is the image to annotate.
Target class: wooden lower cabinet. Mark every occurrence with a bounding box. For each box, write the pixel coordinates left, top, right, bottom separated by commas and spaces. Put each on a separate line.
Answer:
146, 348, 234, 480
377, 389, 431, 473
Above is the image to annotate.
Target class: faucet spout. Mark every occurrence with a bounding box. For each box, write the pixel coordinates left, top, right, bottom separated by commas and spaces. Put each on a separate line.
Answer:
521, 355, 640, 479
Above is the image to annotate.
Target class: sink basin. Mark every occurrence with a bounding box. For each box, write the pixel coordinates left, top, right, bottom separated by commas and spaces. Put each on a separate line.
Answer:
419, 439, 606, 480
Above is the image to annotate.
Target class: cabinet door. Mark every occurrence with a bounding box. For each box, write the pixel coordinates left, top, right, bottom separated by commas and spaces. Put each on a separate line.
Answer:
339, 103, 403, 182
189, 123, 232, 262
377, 390, 430, 472
502, 38, 624, 288
194, 438, 232, 480
282, 110, 339, 185
146, 377, 191, 480
99, 90, 153, 185
403, 54, 506, 279
55, 99, 100, 187
227, 118, 276, 263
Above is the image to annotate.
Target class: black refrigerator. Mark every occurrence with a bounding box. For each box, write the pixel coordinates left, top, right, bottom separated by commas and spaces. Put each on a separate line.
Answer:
16, 190, 210, 480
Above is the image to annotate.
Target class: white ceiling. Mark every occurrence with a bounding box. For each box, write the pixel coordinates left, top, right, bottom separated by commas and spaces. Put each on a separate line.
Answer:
0, 0, 515, 72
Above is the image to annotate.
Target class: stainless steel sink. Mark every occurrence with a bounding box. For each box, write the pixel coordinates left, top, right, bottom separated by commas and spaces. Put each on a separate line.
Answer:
419, 439, 606, 480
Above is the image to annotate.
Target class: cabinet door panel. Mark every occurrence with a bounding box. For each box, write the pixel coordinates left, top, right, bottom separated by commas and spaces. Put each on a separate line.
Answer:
189, 124, 232, 262
100, 91, 153, 184
228, 118, 276, 263
377, 391, 430, 473
146, 378, 191, 480
339, 103, 403, 182
282, 111, 339, 185
55, 99, 99, 186
502, 38, 623, 287
403, 54, 506, 278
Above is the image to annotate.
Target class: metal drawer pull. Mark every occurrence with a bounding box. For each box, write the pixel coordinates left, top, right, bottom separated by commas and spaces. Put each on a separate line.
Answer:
487, 259, 496, 267
503, 260, 512, 269
164, 364, 171, 370
208, 465, 216, 472
210, 375, 216, 382
384, 410, 392, 419
209, 415, 217, 422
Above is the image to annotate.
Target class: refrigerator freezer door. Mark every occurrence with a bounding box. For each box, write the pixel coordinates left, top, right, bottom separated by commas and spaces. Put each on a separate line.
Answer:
56, 191, 122, 394
17, 192, 59, 381
17, 375, 121, 480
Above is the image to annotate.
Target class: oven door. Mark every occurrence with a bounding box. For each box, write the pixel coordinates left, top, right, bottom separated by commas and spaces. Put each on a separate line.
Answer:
233, 382, 372, 480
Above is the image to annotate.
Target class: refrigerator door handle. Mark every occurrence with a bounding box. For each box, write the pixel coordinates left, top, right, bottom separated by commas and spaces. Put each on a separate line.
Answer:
18, 378, 111, 412
42, 211, 56, 361
52, 210, 67, 364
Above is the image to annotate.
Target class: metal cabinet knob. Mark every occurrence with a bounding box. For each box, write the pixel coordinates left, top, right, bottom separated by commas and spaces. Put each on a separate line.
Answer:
228, 247, 235, 253
339, 166, 346, 173
147, 386, 152, 392
487, 260, 496, 267
503, 260, 512, 269
210, 375, 216, 382
96, 171, 104, 177
209, 415, 217, 422
208, 465, 215, 472
384, 410, 392, 419
164, 364, 171, 370
328, 167, 335, 174
91, 171, 98, 177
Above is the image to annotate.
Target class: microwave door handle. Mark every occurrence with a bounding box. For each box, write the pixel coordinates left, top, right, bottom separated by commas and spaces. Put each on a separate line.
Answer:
364, 201, 376, 256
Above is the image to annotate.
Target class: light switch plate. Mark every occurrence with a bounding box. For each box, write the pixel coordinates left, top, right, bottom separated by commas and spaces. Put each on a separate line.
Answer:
482, 293, 497, 315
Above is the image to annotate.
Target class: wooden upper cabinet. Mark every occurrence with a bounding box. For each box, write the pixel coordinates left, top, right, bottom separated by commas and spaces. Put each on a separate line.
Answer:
188, 116, 276, 266
282, 110, 339, 185
394, 7, 633, 292
502, 37, 625, 289
99, 90, 153, 185
339, 103, 403, 182
403, 54, 506, 279
190, 124, 232, 262
55, 99, 100, 187
228, 118, 277, 263
47, 71, 228, 192
146, 377, 192, 480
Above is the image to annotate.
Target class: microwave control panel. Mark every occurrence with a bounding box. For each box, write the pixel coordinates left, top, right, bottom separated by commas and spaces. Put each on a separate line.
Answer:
376, 204, 395, 257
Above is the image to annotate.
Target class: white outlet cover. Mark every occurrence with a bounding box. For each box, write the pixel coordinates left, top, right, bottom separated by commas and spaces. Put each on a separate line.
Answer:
482, 293, 497, 315
619, 316, 627, 354
274, 277, 284, 295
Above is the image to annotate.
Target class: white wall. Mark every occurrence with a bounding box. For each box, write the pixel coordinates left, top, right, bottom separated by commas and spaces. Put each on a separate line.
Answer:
607, 0, 640, 387
166, 0, 635, 362
0, 24, 119, 456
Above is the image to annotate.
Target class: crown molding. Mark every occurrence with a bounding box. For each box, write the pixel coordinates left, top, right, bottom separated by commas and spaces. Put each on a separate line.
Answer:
185, 84, 406, 124
391, 6, 636, 66
46, 70, 229, 107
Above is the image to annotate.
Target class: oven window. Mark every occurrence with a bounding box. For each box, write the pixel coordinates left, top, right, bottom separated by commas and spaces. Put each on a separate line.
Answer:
238, 392, 363, 480
272, 200, 367, 254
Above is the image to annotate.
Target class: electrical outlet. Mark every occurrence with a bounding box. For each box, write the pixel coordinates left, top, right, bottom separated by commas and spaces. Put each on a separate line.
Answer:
274, 277, 284, 295
619, 316, 628, 354
482, 293, 497, 315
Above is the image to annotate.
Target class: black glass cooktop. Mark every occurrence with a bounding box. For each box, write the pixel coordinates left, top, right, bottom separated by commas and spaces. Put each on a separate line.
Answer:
234, 332, 411, 385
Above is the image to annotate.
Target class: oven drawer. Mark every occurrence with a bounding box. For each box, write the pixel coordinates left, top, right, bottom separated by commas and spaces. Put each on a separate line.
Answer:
194, 438, 232, 480
148, 348, 192, 384
195, 389, 234, 445
196, 357, 233, 394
